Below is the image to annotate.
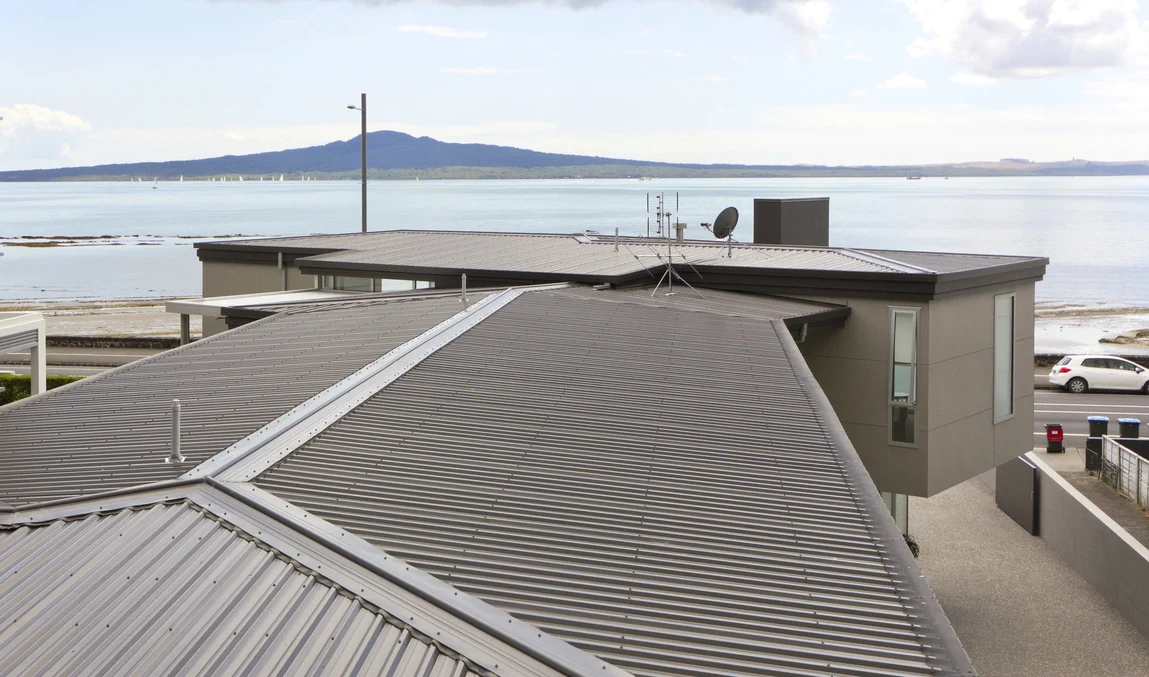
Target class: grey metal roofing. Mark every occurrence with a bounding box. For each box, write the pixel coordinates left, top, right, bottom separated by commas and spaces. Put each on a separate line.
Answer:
854, 249, 1041, 275
198, 230, 1044, 283
0, 480, 618, 677
254, 289, 972, 677
0, 502, 488, 677
550, 285, 849, 326
0, 295, 469, 506
227, 285, 848, 329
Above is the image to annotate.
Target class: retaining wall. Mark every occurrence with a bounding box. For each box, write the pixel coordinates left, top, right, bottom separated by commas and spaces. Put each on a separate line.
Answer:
1025, 452, 1149, 638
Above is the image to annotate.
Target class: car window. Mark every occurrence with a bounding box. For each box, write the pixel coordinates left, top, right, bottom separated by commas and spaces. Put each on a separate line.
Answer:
1057, 357, 1071, 366
1082, 358, 1106, 368
1113, 359, 1141, 371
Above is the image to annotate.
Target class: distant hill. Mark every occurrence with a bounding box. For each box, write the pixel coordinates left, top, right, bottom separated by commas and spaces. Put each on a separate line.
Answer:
1, 130, 1148, 180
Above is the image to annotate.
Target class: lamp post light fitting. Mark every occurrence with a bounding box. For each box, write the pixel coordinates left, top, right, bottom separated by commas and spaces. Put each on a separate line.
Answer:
347, 93, 367, 233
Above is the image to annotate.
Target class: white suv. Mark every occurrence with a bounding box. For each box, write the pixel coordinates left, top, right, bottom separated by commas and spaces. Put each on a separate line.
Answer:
1049, 355, 1149, 394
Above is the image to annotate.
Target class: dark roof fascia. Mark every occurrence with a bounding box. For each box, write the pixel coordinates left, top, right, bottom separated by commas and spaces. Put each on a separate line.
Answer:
933, 258, 1049, 290
203, 478, 631, 677
779, 304, 852, 329
196, 247, 336, 267
772, 319, 977, 676
194, 240, 346, 256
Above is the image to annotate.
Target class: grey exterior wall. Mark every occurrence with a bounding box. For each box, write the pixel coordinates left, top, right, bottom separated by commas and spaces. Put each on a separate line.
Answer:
201, 261, 316, 336
796, 280, 1036, 497
1024, 452, 1149, 639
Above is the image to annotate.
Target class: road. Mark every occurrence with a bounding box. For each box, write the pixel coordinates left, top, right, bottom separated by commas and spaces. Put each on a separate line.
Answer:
1034, 389, 1149, 442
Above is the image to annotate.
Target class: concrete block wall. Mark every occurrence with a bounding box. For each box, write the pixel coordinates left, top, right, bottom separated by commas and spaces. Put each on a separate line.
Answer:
1025, 452, 1149, 639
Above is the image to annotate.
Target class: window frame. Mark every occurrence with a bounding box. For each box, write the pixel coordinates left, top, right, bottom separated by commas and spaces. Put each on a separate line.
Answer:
888, 306, 920, 448
993, 292, 1016, 424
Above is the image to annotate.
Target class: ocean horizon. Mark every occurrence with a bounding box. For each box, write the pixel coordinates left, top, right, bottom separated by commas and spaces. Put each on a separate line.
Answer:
1, 176, 1147, 306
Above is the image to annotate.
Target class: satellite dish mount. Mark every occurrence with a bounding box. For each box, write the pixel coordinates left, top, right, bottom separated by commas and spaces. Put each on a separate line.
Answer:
702, 206, 739, 258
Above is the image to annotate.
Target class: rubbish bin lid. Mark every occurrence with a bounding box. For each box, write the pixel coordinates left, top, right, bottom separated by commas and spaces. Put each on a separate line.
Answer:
1087, 415, 1110, 421
1118, 418, 1142, 424
1045, 423, 1063, 429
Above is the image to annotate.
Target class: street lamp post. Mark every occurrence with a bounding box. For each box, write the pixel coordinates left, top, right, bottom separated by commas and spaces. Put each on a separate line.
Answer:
347, 93, 367, 233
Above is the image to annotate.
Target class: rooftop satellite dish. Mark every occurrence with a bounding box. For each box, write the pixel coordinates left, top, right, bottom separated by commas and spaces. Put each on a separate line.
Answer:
712, 207, 739, 239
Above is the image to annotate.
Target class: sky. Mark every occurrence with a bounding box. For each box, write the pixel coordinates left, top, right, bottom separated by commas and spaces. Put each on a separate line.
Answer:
2, 0, 1149, 169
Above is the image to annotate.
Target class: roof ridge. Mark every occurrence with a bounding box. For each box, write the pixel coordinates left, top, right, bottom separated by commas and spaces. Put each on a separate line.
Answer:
188, 286, 565, 482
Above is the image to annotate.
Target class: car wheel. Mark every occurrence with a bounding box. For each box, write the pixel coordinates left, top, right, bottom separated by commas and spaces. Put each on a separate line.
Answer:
1143, 382, 1149, 395
1066, 377, 1088, 394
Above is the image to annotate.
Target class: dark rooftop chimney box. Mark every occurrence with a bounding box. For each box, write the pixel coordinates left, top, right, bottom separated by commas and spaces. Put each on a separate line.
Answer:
753, 198, 829, 247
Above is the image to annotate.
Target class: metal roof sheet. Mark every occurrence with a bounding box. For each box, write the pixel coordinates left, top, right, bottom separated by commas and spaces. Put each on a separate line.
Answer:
550, 286, 848, 324
200, 230, 1043, 282
0, 485, 621, 677
853, 249, 1040, 274
0, 502, 488, 677
254, 290, 971, 677
0, 295, 468, 506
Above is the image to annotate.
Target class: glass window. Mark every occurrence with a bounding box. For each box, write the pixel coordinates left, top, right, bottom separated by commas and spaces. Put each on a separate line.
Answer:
1056, 356, 1071, 366
889, 308, 918, 445
1082, 358, 1105, 368
994, 293, 1015, 421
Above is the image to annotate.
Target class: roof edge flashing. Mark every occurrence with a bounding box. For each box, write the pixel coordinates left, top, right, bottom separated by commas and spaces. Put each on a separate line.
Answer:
773, 319, 977, 676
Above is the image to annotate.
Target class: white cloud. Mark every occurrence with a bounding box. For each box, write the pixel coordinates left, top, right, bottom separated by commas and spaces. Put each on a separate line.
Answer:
708, 75, 730, 82
660, 49, 687, 57
952, 72, 998, 85
880, 72, 927, 89
395, 24, 488, 39
899, 0, 1148, 78
846, 52, 873, 61
251, 0, 830, 38
849, 89, 868, 96
0, 104, 90, 136
439, 67, 539, 74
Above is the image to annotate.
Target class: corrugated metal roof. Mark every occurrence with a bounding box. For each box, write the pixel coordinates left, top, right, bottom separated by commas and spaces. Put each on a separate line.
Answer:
853, 249, 1039, 274
0, 502, 488, 677
0, 488, 617, 677
550, 286, 848, 324
0, 295, 467, 506
201, 230, 1042, 281
255, 290, 970, 677
226, 285, 845, 329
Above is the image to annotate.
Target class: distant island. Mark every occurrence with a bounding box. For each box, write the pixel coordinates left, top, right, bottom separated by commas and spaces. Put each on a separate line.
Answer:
2, 131, 1148, 181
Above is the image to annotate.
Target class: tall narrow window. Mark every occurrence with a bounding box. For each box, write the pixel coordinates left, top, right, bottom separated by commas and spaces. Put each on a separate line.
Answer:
994, 293, 1015, 421
890, 308, 918, 445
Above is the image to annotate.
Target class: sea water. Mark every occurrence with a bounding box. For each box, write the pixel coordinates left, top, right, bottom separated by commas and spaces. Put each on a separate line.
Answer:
0, 176, 1147, 304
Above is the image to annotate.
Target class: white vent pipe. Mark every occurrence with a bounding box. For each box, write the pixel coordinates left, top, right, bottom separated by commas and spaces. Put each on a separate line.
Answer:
167, 399, 185, 463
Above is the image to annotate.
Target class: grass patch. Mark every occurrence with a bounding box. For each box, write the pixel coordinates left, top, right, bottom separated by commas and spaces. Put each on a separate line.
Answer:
0, 374, 85, 405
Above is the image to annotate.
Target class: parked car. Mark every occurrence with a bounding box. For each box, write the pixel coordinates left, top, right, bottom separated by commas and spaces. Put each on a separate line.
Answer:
1049, 355, 1149, 394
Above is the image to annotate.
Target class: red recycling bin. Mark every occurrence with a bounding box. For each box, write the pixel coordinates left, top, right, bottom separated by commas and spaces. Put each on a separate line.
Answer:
1045, 423, 1064, 453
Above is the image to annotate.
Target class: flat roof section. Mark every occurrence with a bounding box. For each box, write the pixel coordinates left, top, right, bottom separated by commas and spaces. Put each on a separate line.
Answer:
196, 230, 1048, 299
254, 290, 972, 677
0, 295, 469, 506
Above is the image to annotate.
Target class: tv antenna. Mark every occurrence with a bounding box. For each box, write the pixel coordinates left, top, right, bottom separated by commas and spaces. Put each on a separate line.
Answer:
627, 239, 704, 298
646, 192, 680, 239
700, 206, 739, 258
